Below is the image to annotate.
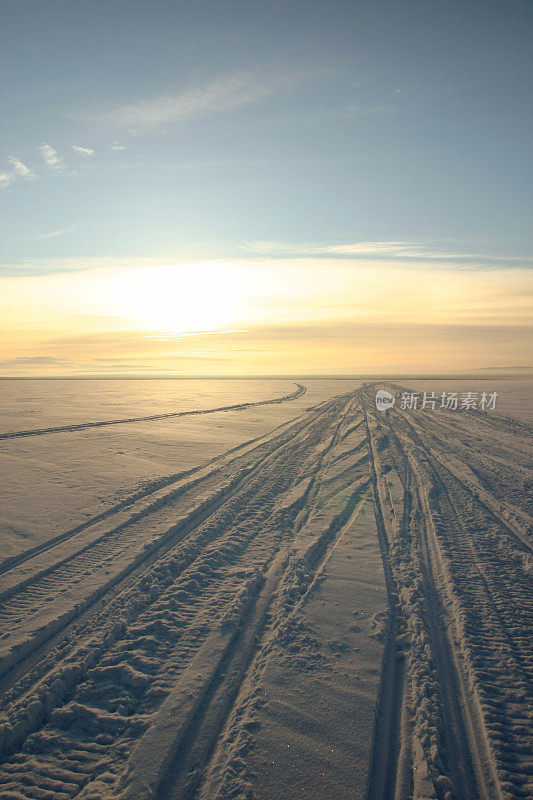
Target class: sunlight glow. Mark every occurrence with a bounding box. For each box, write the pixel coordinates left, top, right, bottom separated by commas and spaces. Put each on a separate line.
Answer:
95, 262, 275, 334
0, 257, 531, 376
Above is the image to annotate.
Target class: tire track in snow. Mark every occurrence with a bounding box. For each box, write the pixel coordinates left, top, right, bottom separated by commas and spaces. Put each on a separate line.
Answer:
0, 383, 306, 440
0, 382, 530, 800
0, 392, 361, 800
363, 382, 531, 800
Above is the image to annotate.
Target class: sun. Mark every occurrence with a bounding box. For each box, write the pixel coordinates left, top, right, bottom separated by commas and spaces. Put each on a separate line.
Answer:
104, 261, 268, 334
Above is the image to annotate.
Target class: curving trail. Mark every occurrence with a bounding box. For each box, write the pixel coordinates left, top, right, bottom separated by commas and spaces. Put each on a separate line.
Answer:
0, 382, 531, 800
0, 382, 306, 440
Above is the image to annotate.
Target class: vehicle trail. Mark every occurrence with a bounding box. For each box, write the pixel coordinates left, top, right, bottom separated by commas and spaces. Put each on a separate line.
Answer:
0, 383, 530, 800
0, 382, 306, 440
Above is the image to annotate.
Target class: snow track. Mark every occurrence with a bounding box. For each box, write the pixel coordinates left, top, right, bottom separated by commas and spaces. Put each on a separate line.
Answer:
364, 385, 532, 800
0, 383, 531, 800
0, 383, 306, 440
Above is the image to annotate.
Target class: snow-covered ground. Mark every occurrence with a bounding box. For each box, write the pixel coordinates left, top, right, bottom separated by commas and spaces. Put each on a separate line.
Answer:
0, 380, 359, 560
0, 379, 531, 800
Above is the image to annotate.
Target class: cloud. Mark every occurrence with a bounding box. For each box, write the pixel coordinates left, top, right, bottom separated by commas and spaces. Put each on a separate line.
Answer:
1, 242, 532, 283
101, 70, 307, 129
7, 156, 35, 179
242, 240, 416, 256
240, 240, 533, 268
111, 142, 125, 151
30, 224, 79, 241
5, 320, 530, 376
0, 355, 67, 367
71, 145, 95, 156
39, 143, 63, 168
0, 255, 169, 277
0, 156, 36, 189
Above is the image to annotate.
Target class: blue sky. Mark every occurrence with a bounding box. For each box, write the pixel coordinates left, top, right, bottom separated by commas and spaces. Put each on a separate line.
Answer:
2, 0, 532, 266
0, 1, 532, 375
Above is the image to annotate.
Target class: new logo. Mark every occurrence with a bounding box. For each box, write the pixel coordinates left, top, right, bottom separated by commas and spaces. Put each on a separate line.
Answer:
375, 389, 395, 412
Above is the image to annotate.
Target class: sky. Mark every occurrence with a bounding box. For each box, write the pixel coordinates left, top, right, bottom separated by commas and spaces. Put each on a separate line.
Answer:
1, 0, 532, 376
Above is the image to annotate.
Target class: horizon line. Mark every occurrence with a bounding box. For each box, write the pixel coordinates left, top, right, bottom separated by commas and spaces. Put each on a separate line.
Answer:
1, 372, 532, 381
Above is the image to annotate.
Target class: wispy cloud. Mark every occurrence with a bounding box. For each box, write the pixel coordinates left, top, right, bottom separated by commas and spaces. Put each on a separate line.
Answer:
0, 156, 36, 189
2, 243, 532, 281
242, 240, 416, 256
0, 355, 68, 367
101, 70, 307, 129
71, 145, 95, 156
2, 321, 530, 376
39, 143, 63, 169
111, 142, 125, 151
7, 156, 35, 179
240, 240, 533, 268
0, 255, 168, 277
30, 224, 79, 241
